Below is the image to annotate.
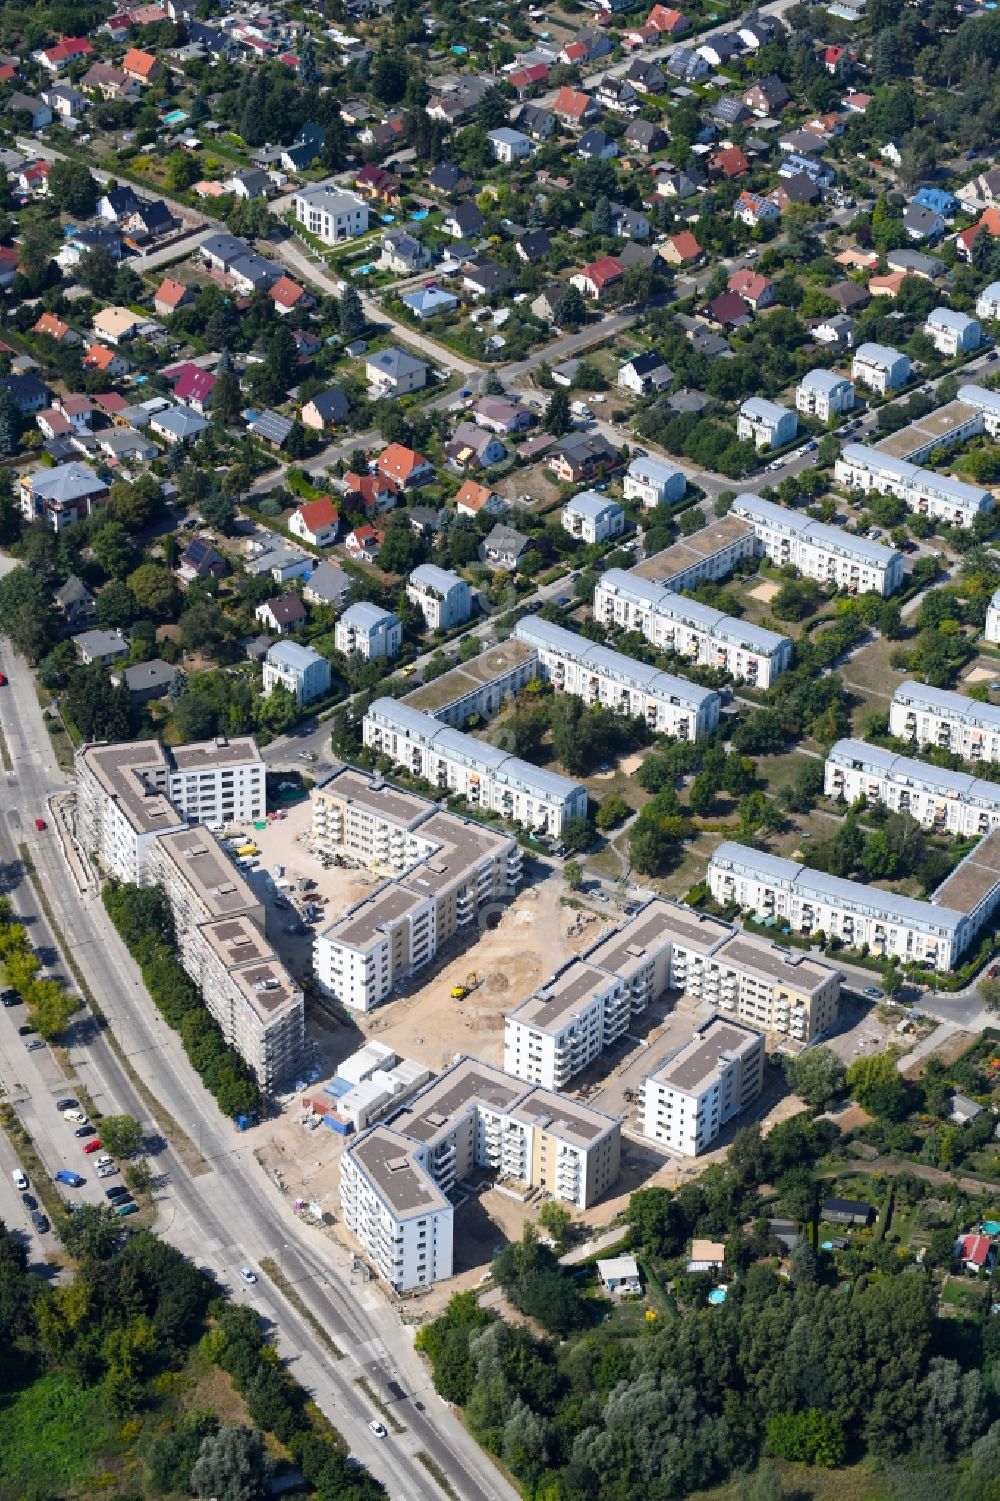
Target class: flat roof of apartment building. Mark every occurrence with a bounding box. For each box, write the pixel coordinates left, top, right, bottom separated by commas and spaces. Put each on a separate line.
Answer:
349, 1126, 451, 1220
632, 515, 752, 582
200, 914, 274, 969
230, 958, 301, 1019
315, 764, 433, 830
170, 735, 262, 771
78, 738, 169, 793
508, 959, 616, 1034
711, 933, 837, 992
402, 810, 511, 897
872, 399, 981, 461
508, 1086, 617, 1146
932, 826, 1000, 915
323, 881, 429, 953
648, 1015, 762, 1096
584, 899, 732, 977
402, 636, 537, 715
154, 827, 260, 917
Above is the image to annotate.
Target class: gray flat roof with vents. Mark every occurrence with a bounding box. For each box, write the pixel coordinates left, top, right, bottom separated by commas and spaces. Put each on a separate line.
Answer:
711, 934, 837, 990
323, 882, 429, 952
649, 1015, 762, 1096
393, 1057, 528, 1144
508, 959, 616, 1034
315, 765, 434, 829
349, 1126, 450, 1219
200, 914, 274, 968
155, 827, 260, 917
584, 898, 731, 975
401, 810, 511, 896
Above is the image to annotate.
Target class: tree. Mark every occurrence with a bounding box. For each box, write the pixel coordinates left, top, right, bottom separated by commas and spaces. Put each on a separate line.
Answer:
0, 566, 56, 662
688, 773, 717, 818
127, 563, 178, 620
784, 1046, 847, 1111
212, 363, 242, 427
979, 975, 1000, 1012
0, 387, 20, 455
77, 245, 118, 299
544, 387, 571, 437
339, 285, 366, 338
538, 1200, 572, 1249
560, 816, 594, 853
96, 580, 138, 630
846, 1050, 910, 1121
590, 194, 612, 237
93, 522, 139, 580
553, 285, 587, 329
478, 84, 510, 130
201, 494, 237, 533
99, 1114, 144, 1158
564, 858, 583, 890
190, 1425, 272, 1501
48, 159, 99, 217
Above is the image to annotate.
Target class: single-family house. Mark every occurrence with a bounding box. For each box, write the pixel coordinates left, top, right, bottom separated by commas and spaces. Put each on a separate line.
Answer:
618, 351, 673, 396
20, 462, 107, 530
547, 431, 619, 483
577, 127, 617, 162
407, 564, 471, 631
473, 397, 533, 435
294, 184, 369, 243
480, 523, 531, 570
366, 347, 428, 398
553, 87, 600, 125
149, 405, 210, 445
113, 660, 181, 706
957, 1233, 995, 1275
571, 256, 625, 300
377, 442, 435, 490
256, 594, 308, 635
597, 1255, 641, 1294
303, 561, 354, 609
345, 524, 381, 562
301, 388, 350, 432
171, 363, 216, 414
737, 397, 797, 450
54, 576, 96, 630
289, 497, 340, 548
73, 628, 129, 666
903, 203, 945, 242
442, 202, 485, 240
822, 1197, 873, 1227
562, 490, 625, 544
624, 118, 667, 154
154, 278, 192, 316
9, 92, 52, 129
122, 47, 162, 82
728, 270, 775, 310
733, 190, 779, 228
660, 232, 703, 267
447, 422, 506, 470
401, 286, 459, 320
179, 538, 227, 580
455, 479, 507, 518
488, 127, 534, 164
379, 229, 434, 275
743, 75, 788, 116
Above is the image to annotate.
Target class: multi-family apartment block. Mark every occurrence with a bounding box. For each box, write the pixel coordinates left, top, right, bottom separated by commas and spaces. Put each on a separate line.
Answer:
339, 1056, 622, 1288
736, 397, 798, 451
334, 602, 402, 661
363, 698, 588, 834
147, 826, 264, 972
925, 307, 981, 357
639, 1014, 765, 1154
504, 899, 841, 1085
851, 342, 911, 394
405, 564, 471, 632
795, 369, 855, 422
314, 806, 522, 1011
731, 493, 904, 597
986, 587, 1000, 644
561, 490, 626, 544
595, 571, 792, 688
293, 184, 369, 243
834, 443, 993, 526
311, 765, 443, 872
622, 455, 686, 508
400, 637, 540, 727
826, 737, 1000, 836
75, 737, 265, 882
709, 836, 1000, 971
890, 680, 1000, 763
512, 616, 721, 740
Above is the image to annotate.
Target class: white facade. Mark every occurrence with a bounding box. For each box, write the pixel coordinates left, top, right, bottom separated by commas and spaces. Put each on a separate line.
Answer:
488, 126, 534, 162
731, 494, 905, 597
405, 564, 471, 631
595, 570, 792, 688
826, 737, 1000, 837
623, 455, 686, 508
513, 615, 721, 739
736, 397, 798, 451
363, 698, 588, 835
263, 641, 333, 703
890, 680, 1000, 764
925, 307, 981, 357
708, 839, 987, 972
835, 443, 993, 526
796, 369, 855, 421
339, 1126, 454, 1291
335, 602, 402, 661
294, 184, 369, 243
640, 1015, 764, 1155
958, 383, 1000, 437
976, 282, 1000, 320
504, 960, 631, 1089
184, 916, 304, 1089
986, 587, 1000, 644
851, 342, 911, 394
561, 490, 626, 544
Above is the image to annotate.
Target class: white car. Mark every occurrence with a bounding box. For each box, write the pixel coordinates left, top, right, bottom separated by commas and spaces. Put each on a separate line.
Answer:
368, 1420, 387, 1438
239, 1266, 258, 1285
12, 1168, 27, 1191
96, 1153, 113, 1167
63, 1109, 87, 1124
97, 1163, 118, 1179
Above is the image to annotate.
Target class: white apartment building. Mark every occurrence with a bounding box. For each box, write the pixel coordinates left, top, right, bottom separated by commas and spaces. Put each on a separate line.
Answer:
986, 587, 1000, 644
561, 490, 626, 545
631, 516, 758, 592
851, 342, 911, 394
513, 615, 721, 739
334, 602, 402, 661
736, 397, 798, 451
75, 736, 266, 881
639, 1015, 765, 1155
731, 494, 905, 597
293, 184, 369, 243
340, 1057, 621, 1287
835, 443, 993, 526
504, 960, 633, 1089
925, 307, 981, 357
311, 765, 442, 872
185, 915, 304, 1089
826, 737, 1000, 837
890, 680, 1000, 763
263, 641, 333, 703
148, 825, 264, 974
623, 455, 686, 508
707, 838, 1000, 971
363, 698, 588, 834
400, 637, 539, 727
795, 368, 855, 422
957, 383, 1000, 437
594, 570, 792, 688
314, 808, 522, 1011
976, 283, 1000, 320
405, 564, 471, 632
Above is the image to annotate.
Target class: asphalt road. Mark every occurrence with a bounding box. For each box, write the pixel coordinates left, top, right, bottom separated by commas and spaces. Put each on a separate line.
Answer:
0, 636, 518, 1501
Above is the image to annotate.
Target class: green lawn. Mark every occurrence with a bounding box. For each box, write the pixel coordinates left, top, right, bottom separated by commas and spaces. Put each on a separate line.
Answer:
0, 1371, 117, 1497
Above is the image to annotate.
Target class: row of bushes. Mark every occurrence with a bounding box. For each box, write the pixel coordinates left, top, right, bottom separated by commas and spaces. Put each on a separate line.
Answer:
102, 880, 263, 1119
0, 895, 77, 1037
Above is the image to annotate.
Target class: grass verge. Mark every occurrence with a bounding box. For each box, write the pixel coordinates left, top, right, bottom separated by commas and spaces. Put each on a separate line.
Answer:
260, 1256, 346, 1360
0, 1102, 71, 1253
354, 1375, 407, 1434
0, 715, 9, 771
18, 843, 208, 1175
415, 1450, 459, 1501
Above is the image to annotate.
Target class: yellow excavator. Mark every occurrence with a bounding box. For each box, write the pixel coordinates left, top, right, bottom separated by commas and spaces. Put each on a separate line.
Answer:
450, 971, 481, 1000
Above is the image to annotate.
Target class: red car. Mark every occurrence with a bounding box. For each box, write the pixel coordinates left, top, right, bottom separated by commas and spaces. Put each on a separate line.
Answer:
34, 818, 46, 831
82, 1138, 103, 1155
0, 672, 6, 685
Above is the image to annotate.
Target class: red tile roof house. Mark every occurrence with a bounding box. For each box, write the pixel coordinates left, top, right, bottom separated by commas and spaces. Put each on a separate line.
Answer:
571, 256, 626, 300
957, 207, 1000, 260
270, 274, 313, 314
169, 363, 216, 414
35, 36, 94, 71
288, 496, 340, 548
646, 5, 689, 34
154, 277, 191, 316
122, 47, 162, 83
32, 311, 79, 344
709, 145, 750, 179
704, 291, 752, 329
957, 1233, 995, 1274
455, 479, 507, 518
553, 87, 600, 125
660, 231, 703, 266
343, 472, 397, 516
346, 523, 381, 560
733, 190, 779, 228
728, 269, 775, 309
376, 443, 435, 490
509, 63, 549, 98
36, 407, 72, 440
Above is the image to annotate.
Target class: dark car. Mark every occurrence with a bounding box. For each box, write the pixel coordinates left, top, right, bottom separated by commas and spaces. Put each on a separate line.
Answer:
23, 1193, 37, 1211
106, 1186, 131, 1202
55, 1098, 78, 1111
17, 1023, 36, 1036
1, 988, 20, 1007
74, 1125, 95, 1139
31, 1210, 49, 1234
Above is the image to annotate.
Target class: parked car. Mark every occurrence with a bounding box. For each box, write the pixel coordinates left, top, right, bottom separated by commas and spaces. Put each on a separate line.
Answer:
12, 1168, 28, 1191
106, 1186, 130, 1201
239, 1266, 258, 1285
82, 1138, 103, 1154
63, 1108, 87, 1123
863, 986, 884, 999
368, 1421, 387, 1438
97, 1163, 118, 1179
34, 818, 46, 831
74, 1125, 95, 1139
31, 1210, 49, 1234
56, 1098, 78, 1112
55, 1170, 84, 1187
25, 1039, 45, 1052
17, 1023, 35, 1036
115, 1201, 138, 1217
1, 988, 20, 1007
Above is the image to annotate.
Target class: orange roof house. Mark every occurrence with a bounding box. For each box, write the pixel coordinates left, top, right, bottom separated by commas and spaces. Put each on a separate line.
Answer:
958, 207, 1000, 259
375, 443, 434, 489
153, 277, 190, 315
660, 231, 703, 266
647, 6, 689, 34
32, 311, 75, 343
122, 47, 161, 82
270, 274, 310, 313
